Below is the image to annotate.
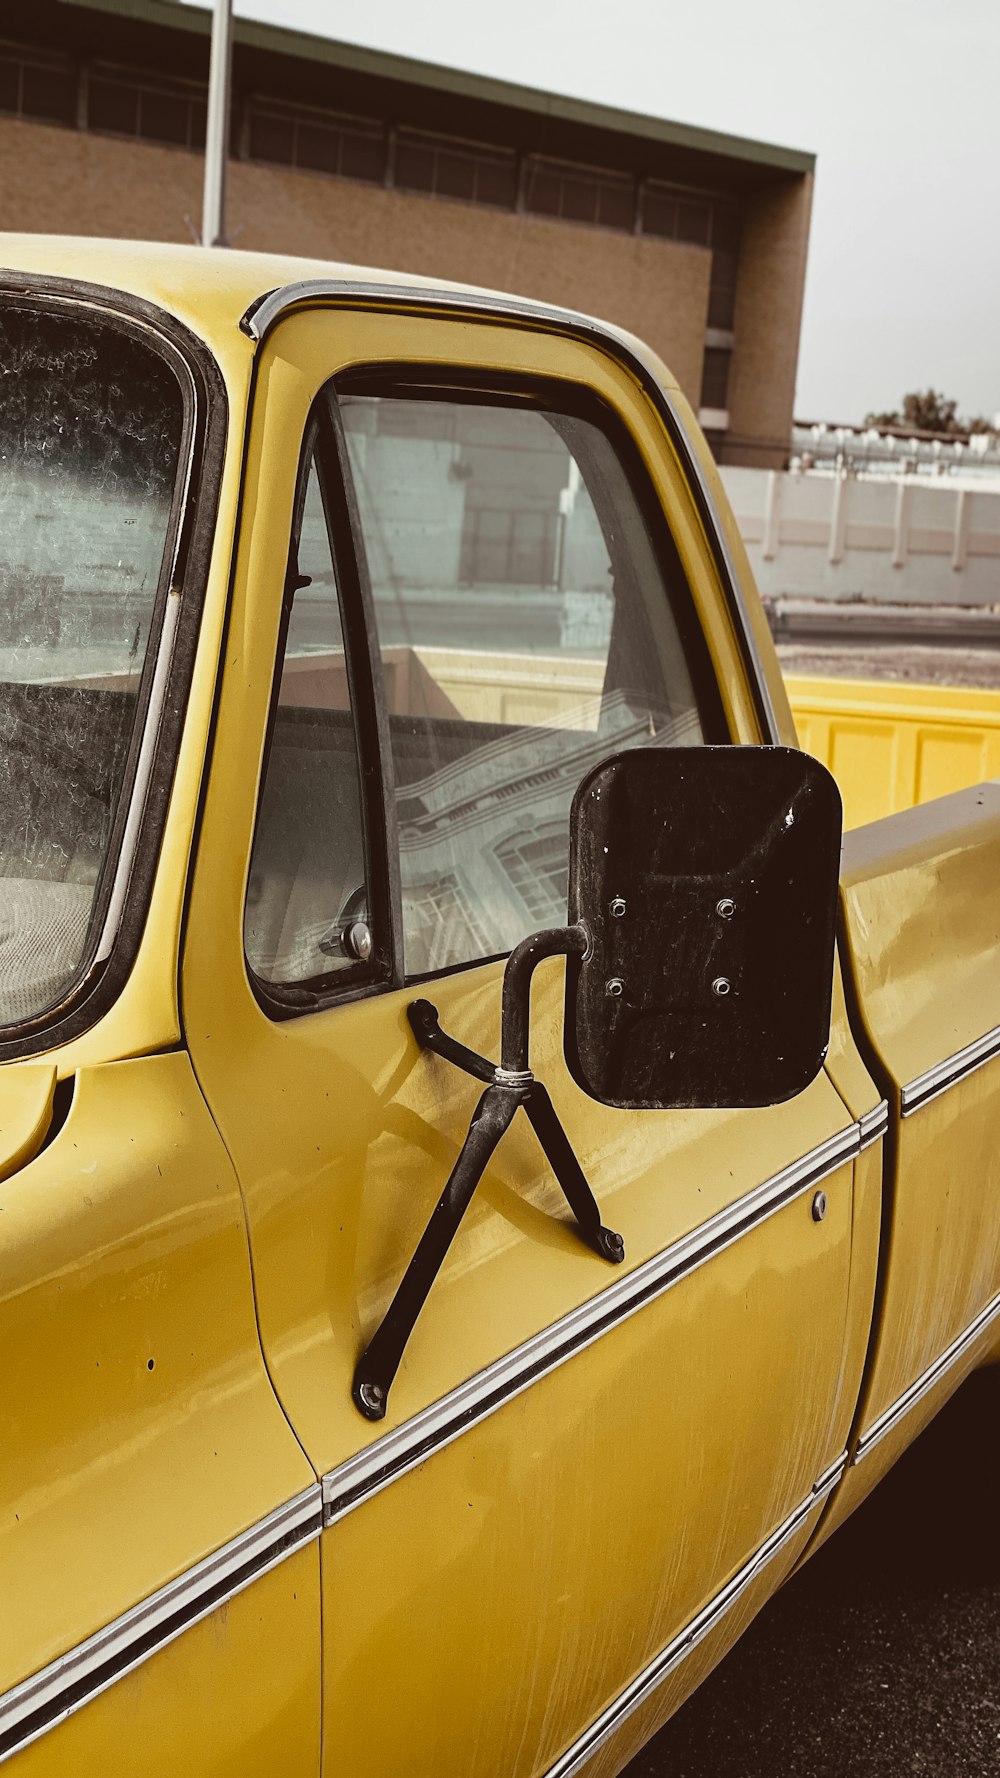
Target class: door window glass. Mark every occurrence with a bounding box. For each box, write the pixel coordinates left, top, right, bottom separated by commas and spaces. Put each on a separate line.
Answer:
245, 452, 371, 989
339, 391, 715, 976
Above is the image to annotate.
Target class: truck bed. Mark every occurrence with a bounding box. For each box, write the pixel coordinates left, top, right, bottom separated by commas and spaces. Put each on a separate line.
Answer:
787, 673, 1000, 828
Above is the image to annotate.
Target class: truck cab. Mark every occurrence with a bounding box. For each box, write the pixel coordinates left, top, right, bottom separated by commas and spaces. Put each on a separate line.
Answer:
0, 239, 997, 1778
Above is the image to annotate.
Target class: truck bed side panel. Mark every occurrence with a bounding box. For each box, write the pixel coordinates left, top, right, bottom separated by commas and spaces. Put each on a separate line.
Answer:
836, 783, 1000, 1504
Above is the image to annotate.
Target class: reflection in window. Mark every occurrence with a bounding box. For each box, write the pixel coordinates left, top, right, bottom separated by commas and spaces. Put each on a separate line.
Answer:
341, 392, 709, 977
495, 825, 569, 927
402, 874, 491, 976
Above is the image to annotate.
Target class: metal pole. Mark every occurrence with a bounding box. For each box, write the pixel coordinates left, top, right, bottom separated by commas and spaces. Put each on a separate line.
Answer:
202, 0, 233, 247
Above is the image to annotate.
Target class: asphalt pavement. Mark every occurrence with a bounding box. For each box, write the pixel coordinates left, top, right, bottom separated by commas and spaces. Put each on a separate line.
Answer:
776, 638, 1000, 690
623, 1370, 1000, 1777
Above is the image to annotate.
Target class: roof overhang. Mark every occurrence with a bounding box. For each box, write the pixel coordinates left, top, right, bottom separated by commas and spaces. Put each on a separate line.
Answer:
56, 0, 816, 177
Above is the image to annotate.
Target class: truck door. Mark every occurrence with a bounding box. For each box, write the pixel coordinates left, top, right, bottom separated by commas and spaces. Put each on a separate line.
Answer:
183, 299, 864, 1777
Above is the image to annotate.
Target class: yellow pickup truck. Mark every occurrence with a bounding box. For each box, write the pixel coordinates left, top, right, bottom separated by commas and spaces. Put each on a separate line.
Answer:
1, 238, 998, 1778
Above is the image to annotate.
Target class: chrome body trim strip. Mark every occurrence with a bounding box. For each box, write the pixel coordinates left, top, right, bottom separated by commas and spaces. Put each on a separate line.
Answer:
814, 1449, 849, 1496
323, 1125, 859, 1525
858, 1099, 889, 1150
901, 1024, 1000, 1115
240, 278, 612, 347
544, 1458, 845, 1778
240, 277, 782, 745
853, 1286, 1000, 1464
0, 1485, 322, 1765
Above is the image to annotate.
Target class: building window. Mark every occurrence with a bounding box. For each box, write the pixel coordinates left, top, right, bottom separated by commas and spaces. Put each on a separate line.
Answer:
700, 346, 733, 414
641, 184, 676, 239
247, 98, 385, 182
458, 504, 560, 588
0, 47, 75, 127
0, 30, 745, 311
643, 182, 741, 337
643, 184, 739, 245
525, 157, 635, 230
677, 197, 711, 245
88, 65, 209, 150
707, 247, 739, 329
707, 203, 741, 329
643, 182, 713, 245
394, 129, 517, 207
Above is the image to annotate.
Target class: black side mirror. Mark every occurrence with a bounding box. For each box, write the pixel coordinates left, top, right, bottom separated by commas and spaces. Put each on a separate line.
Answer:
564, 747, 842, 1109
354, 743, 842, 1420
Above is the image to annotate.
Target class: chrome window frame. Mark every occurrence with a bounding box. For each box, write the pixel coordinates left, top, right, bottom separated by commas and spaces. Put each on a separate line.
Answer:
0, 272, 227, 1060
240, 277, 781, 746
239, 301, 746, 1021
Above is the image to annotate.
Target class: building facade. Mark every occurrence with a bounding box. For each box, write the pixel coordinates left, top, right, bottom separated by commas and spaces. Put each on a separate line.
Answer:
0, 0, 815, 466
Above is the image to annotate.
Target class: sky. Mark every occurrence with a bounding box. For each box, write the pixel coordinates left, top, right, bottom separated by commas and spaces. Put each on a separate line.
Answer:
188, 0, 1000, 424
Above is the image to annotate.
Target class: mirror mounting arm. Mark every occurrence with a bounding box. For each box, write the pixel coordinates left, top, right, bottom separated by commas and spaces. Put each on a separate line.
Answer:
406, 998, 496, 1084
501, 923, 590, 1073
351, 923, 621, 1424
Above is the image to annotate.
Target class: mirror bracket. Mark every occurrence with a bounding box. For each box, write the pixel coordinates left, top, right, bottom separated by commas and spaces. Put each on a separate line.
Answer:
352, 926, 625, 1422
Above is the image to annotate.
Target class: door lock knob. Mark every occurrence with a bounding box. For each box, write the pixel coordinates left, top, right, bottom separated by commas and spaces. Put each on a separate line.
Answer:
343, 920, 373, 963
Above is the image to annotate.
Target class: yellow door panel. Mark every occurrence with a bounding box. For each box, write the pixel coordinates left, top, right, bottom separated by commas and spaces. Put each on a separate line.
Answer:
184, 951, 857, 1475
7, 1550, 319, 1778
324, 1174, 850, 1778
558, 1505, 823, 1778
0, 1051, 318, 1758
183, 300, 863, 1771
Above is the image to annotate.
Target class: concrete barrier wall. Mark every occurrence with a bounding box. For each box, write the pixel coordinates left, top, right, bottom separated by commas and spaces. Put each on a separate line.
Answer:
722, 467, 1000, 606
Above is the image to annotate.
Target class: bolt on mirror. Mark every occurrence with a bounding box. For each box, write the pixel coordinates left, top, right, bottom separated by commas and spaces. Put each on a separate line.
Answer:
565, 746, 843, 1109
353, 744, 842, 1421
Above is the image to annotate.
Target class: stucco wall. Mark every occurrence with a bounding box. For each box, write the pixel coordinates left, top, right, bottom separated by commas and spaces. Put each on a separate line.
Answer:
723, 463, 1000, 605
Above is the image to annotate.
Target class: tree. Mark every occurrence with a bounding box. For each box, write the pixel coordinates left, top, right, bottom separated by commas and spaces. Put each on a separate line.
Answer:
865, 389, 992, 437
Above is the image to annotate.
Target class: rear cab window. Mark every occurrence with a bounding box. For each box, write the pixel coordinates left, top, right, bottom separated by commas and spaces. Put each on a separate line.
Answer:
0, 298, 191, 1036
